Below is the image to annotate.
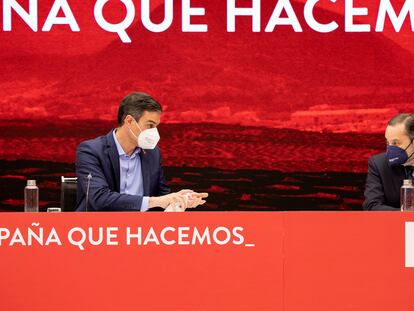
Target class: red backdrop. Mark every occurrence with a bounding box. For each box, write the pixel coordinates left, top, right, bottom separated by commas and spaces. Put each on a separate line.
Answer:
1, 0, 413, 211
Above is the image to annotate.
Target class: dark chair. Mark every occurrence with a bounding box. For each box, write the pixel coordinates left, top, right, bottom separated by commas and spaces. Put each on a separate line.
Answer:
60, 176, 77, 212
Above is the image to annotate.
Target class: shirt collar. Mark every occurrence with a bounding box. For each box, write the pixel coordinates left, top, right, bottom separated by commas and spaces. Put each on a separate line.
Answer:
112, 129, 140, 157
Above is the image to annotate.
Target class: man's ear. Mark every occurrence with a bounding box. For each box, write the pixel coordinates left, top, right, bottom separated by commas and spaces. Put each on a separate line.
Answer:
124, 115, 133, 126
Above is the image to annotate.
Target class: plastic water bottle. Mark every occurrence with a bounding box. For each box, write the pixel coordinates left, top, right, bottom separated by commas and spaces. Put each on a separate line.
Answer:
24, 180, 39, 212
401, 179, 414, 211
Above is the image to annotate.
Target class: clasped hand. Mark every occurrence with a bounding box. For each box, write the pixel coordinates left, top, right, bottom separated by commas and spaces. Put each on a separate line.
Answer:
149, 189, 208, 212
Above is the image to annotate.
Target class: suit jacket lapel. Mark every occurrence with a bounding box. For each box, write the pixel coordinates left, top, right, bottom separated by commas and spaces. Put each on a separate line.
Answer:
106, 131, 121, 192
140, 150, 151, 196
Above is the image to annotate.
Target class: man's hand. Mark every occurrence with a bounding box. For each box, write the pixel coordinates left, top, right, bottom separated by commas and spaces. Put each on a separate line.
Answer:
149, 191, 190, 209
180, 190, 208, 209
149, 189, 209, 211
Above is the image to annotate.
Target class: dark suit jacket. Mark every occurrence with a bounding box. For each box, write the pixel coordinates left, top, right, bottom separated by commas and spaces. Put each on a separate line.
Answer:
363, 152, 408, 211
75, 130, 171, 211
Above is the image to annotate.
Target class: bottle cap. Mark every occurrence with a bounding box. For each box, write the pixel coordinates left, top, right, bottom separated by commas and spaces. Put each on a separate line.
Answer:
27, 180, 36, 186
403, 179, 413, 186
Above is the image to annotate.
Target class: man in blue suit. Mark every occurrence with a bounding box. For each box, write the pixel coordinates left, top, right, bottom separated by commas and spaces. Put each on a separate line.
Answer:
75, 92, 207, 212
364, 113, 414, 211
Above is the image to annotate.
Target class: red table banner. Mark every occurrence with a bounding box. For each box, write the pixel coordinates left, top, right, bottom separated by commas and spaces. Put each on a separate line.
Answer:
0, 212, 413, 311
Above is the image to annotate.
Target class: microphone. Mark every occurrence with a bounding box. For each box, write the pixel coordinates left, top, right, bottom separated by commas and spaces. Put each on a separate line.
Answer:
85, 174, 92, 212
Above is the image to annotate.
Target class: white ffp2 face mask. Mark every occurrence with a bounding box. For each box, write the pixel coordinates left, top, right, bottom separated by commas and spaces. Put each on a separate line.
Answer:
129, 119, 160, 150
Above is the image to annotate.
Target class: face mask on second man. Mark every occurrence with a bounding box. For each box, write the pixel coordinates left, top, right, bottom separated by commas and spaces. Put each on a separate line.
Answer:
128, 118, 160, 150
386, 139, 414, 167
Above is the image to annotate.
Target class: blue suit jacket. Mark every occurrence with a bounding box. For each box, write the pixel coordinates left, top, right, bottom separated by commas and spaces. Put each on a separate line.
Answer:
363, 152, 407, 211
75, 130, 171, 211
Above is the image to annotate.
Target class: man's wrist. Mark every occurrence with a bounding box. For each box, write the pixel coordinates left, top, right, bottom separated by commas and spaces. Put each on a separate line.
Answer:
149, 196, 163, 209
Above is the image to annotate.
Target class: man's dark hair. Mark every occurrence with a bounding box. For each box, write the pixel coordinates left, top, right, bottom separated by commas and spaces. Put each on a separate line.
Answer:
388, 113, 414, 140
117, 92, 162, 126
